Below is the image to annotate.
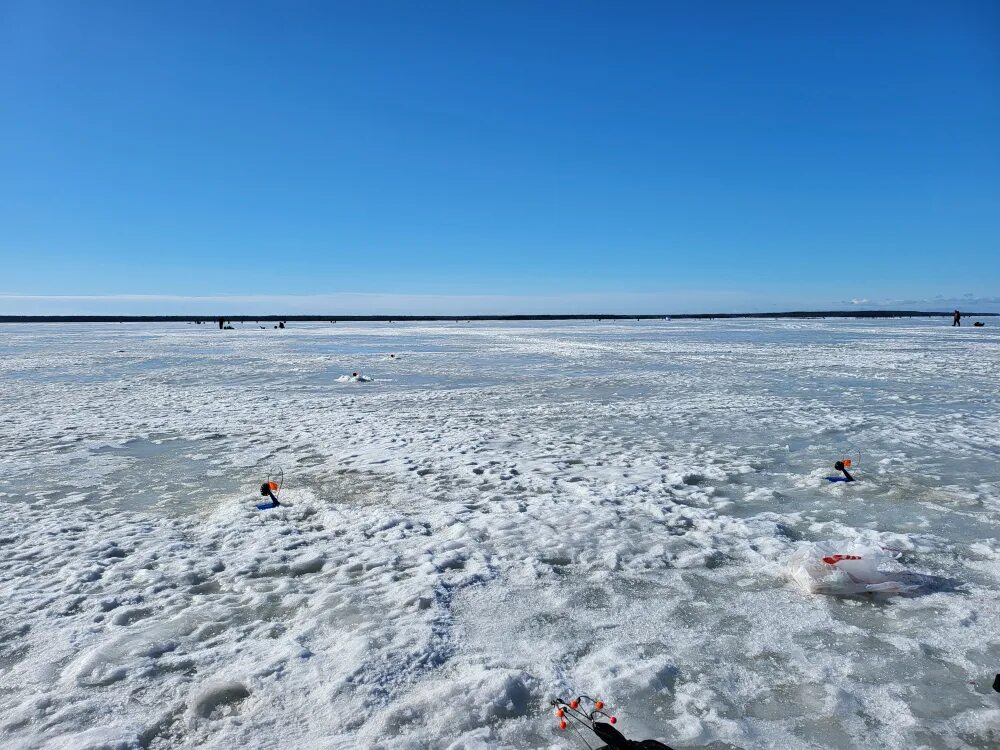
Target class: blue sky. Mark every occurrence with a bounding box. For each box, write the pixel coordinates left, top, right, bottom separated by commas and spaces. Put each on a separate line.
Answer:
1, 1, 998, 314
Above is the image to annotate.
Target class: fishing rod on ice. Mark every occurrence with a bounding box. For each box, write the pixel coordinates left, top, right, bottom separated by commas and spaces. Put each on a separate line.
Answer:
551, 695, 674, 750
256, 465, 284, 510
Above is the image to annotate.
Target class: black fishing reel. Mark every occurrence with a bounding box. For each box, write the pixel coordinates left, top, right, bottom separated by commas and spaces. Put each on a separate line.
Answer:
260, 482, 271, 496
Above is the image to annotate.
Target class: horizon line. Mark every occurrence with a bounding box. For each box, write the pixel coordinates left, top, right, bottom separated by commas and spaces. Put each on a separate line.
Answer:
2, 310, 997, 324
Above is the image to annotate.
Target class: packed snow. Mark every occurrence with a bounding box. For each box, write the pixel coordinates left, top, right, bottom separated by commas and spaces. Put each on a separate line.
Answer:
1, 319, 998, 749
336, 373, 375, 383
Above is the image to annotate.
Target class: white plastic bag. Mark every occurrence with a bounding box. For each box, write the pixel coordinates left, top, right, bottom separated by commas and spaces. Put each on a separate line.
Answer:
787, 540, 918, 595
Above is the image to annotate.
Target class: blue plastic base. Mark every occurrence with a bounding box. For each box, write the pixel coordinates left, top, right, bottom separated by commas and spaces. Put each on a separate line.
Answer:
826, 476, 853, 483
256, 502, 279, 510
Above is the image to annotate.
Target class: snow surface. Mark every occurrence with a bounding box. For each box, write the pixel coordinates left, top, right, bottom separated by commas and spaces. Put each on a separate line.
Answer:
336, 374, 375, 383
1, 319, 999, 749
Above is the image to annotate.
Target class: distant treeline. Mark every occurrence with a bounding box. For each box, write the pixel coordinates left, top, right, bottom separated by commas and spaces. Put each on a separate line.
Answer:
0, 310, 996, 323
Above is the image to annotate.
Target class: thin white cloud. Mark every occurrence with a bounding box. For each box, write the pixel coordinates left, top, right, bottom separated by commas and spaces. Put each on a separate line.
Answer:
0, 290, 767, 316
881, 295, 1000, 309
831, 294, 1000, 312
3, 290, 998, 315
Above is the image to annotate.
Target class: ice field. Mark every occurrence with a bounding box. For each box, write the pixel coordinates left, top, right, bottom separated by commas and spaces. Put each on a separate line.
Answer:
1, 319, 999, 749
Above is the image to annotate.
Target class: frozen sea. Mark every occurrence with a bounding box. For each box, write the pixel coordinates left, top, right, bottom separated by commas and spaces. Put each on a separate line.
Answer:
1, 319, 999, 749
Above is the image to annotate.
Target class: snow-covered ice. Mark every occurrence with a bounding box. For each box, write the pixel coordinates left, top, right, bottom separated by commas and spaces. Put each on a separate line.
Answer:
336, 373, 375, 383
1, 319, 999, 748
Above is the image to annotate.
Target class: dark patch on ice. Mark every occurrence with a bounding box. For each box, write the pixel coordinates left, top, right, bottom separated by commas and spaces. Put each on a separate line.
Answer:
775, 522, 803, 541
539, 553, 573, 568
891, 572, 965, 596
703, 550, 729, 569
189, 580, 222, 594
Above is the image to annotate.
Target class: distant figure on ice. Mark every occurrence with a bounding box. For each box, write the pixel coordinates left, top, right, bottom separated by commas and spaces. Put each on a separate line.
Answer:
952, 310, 961, 326
279, 321, 285, 329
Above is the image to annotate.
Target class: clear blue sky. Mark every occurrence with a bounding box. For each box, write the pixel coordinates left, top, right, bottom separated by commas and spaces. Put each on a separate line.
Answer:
1, 0, 998, 313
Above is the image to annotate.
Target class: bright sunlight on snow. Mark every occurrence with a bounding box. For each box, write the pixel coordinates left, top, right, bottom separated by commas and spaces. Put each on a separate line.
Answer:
1, 319, 998, 748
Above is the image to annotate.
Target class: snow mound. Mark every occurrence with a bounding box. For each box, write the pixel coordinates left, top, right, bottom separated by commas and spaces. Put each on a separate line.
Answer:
187, 679, 251, 721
